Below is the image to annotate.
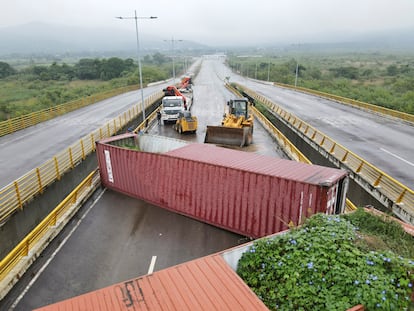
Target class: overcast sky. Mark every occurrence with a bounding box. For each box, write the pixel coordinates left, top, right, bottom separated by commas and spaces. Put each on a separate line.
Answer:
2, 0, 414, 45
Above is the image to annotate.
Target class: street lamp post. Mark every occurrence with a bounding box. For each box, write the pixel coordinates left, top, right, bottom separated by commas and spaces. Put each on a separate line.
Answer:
116, 11, 157, 121
267, 61, 271, 82
164, 37, 183, 85
294, 62, 299, 88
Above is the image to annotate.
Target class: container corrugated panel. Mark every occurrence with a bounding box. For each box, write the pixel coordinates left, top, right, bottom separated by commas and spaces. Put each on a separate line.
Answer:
166, 143, 346, 186
96, 135, 348, 238
34, 254, 269, 311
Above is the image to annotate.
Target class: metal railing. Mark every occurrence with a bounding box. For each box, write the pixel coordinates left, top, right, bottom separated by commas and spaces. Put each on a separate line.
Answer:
0, 169, 101, 299
0, 91, 164, 224
238, 84, 413, 224
273, 82, 414, 125
0, 85, 141, 137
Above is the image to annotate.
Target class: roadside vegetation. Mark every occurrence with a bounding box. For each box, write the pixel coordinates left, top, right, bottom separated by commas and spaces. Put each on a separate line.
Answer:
237, 209, 414, 310
2, 51, 413, 121
0, 53, 183, 121
227, 52, 414, 114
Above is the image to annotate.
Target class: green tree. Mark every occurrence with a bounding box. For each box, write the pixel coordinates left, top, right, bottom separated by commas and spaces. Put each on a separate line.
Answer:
152, 52, 169, 65
0, 62, 16, 78
386, 64, 398, 76
100, 57, 125, 80
329, 66, 359, 79
76, 58, 101, 80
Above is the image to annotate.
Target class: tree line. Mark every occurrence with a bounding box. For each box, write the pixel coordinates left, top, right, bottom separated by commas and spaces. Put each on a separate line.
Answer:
0, 53, 186, 120
227, 55, 414, 114
0, 52, 174, 82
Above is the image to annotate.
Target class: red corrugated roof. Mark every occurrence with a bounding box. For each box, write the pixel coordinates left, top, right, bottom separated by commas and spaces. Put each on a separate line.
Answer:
166, 143, 347, 186
34, 254, 268, 311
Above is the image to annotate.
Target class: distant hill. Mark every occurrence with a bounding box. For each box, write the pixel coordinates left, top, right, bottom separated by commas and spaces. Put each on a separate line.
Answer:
1, 22, 413, 57
0, 22, 209, 56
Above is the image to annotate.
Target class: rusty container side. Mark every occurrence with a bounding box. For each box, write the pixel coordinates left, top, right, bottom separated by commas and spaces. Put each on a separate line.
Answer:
34, 253, 269, 311
96, 138, 348, 239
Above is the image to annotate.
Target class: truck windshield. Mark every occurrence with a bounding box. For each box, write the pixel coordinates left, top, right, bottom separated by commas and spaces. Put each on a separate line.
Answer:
163, 99, 182, 107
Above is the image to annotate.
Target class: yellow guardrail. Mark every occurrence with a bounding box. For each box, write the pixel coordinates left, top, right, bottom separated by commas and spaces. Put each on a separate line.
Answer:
0, 169, 101, 299
0, 90, 164, 224
238, 84, 413, 224
273, 82, 414, 125
251, 106, 310, 164
0, 84, 142, 137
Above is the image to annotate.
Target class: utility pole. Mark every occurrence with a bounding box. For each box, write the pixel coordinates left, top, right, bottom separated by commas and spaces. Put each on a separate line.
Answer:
164, 37, 183, 84
255, 62, 258, 79
116, 11, 157, 121
267, 61, 271, 82
295, 62, 299, 88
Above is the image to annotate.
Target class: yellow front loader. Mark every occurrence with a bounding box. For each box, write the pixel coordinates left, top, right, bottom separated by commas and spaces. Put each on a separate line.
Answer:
204, 98, 253, 147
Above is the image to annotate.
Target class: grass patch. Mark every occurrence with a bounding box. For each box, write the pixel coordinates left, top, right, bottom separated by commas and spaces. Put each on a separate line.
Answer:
343, 208, 414, 258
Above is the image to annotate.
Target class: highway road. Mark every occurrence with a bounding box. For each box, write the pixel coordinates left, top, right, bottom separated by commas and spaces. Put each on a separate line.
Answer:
0, 84, 167, 188
219, 64, 414, 189
151, 58, 285, 158
3, 58, 285, 310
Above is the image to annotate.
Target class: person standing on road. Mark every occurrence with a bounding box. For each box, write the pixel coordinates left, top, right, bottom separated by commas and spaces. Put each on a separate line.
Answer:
157, 111, 161, 124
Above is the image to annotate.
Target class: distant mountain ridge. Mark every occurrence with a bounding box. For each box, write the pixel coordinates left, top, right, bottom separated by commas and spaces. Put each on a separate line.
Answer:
0, 22, 413, 56
0, 22, 208, 56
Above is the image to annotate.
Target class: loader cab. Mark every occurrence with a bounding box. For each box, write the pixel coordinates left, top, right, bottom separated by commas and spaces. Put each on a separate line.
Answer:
228, 98, 249, 118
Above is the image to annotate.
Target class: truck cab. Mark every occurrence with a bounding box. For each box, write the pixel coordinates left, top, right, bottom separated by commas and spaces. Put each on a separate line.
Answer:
160, 96, 186, 124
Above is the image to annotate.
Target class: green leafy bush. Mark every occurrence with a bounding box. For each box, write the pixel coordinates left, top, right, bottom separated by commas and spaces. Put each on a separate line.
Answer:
237, 212, 414, 310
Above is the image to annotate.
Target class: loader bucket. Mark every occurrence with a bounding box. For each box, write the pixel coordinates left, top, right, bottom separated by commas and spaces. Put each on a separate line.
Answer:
204, 126, 252, 147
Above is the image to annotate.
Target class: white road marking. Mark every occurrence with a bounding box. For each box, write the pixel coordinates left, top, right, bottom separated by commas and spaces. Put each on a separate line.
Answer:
380, 148, 414, 167
147, 256, 157, 275
10, 189, 106, 310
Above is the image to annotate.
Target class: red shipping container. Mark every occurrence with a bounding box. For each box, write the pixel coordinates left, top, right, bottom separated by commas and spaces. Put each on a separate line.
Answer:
96, 134, 349, 238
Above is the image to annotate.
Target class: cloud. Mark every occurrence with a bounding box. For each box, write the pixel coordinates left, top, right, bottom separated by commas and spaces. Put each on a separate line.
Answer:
1, 0, 414, 46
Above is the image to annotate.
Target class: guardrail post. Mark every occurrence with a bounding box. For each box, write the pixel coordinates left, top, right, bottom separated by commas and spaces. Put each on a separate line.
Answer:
13, 181, 23, 210
80, 140, 85, 160
72, 191, 78, 204
69, 147, 74, 168
52, 211, 57, 226
90, 134, 95, 152
54, 157, 61, 180
99, 128, 103, 140
396, 189, 406, 204
24, 240, 30, 256
36, 168, 43, 193
8, 119, 13, 134
356, 161, 364, 173
329, 143, 336, 154
320, 136, 326, 146
374, 174, 382, 187
107, 123, 110, 137
342, 151, 349, 162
